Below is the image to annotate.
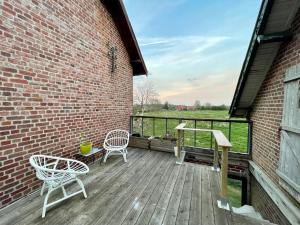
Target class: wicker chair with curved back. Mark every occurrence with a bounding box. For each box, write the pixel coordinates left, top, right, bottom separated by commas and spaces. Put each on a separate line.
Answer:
29, 155, 89, 218
103, 129, 130, 163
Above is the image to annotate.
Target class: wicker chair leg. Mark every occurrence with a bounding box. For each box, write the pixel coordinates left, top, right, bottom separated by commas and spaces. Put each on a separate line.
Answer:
103, 151, 110, 163
41, 182, 46, 196
42, 188, 53, 218
123, 152, 127, 163
61, 186, 67, 197
76, 178, 87, 198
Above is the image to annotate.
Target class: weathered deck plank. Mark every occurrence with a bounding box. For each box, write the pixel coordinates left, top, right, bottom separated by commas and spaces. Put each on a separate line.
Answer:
209, 169, 231, 225
161, 164, 188, 225
201, 165, 215, 225
43, 149, 147, 225
45, 149, 145, 225
120, 157, 177, 225
0, 149, 142, 225
175, 164, 194, 225
0, 148, 275, 225
188, 165, 202, 225
147, 159, 181, 225
70, 150, 163, 225
134, 161, 181, 225
101, 152, 174, 225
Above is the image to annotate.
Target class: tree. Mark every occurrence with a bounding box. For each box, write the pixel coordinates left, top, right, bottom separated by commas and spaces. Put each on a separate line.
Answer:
134, 80, 159, 114
148, 98, 162, 112
163, 101, 169, 110
199, 102, 213, 110
194, 100, 201, 110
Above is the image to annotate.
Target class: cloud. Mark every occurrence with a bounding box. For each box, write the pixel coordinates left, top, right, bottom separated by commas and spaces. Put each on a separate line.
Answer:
157, 70, 238, 105
139, 35, 230, 69
140, 40, 171, 47
133, 35, 242, 105
126, 1, 260, 106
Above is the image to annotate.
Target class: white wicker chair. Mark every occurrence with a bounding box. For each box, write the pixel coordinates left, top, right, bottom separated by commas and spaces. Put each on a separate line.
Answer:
29, 155, 89, 218
103, 129, 130, 163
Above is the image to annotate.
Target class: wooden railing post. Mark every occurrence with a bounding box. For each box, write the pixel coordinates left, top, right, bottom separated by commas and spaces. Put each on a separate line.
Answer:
174, 123, 231, 209
212, 130, 231, 210
175, 123, 186, 165
218, 146, 229, 210
141, 117, 144, 137
212, 139, 220, 171
221, 147, 228, 198
176, 129, 181, 159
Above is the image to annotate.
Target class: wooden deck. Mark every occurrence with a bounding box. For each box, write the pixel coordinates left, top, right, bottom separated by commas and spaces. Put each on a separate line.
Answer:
0, 148, 274, 225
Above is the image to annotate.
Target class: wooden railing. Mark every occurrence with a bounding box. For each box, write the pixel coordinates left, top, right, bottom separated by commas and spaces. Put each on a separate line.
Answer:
175, 123, 232, 209
130, 115, 252, 154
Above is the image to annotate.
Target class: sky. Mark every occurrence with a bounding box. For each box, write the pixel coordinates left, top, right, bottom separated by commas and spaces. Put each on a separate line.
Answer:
124, 0, 261, 106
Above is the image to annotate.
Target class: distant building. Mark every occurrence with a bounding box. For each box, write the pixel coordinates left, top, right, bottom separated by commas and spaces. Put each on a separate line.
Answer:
176, 105, 187, 111
187, 106, 194, 111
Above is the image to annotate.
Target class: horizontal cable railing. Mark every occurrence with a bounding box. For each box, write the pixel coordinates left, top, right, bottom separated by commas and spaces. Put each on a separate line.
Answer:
130, 115, 252, 154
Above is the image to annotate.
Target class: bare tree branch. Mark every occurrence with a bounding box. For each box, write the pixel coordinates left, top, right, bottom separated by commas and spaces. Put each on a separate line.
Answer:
134, 80, 159, 114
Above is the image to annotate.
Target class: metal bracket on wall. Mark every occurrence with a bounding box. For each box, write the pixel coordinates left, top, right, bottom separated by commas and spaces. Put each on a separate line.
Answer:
107, 42, 117, 74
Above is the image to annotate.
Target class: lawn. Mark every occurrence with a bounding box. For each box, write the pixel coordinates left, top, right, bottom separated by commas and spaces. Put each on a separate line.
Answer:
132, 110, 250, 153
141, 110, 230, 119
228, 178, 242, 207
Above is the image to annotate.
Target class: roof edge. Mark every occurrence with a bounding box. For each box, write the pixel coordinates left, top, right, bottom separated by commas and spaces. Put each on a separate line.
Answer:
101, 0, 148, 76
229, 0, 274, 117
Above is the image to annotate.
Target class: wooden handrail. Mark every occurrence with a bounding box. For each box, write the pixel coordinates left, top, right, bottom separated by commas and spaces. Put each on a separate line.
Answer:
175, 123, 231, 209
175, 123, 186, 130
212, 130, 232, 148
130, 115, 252, 154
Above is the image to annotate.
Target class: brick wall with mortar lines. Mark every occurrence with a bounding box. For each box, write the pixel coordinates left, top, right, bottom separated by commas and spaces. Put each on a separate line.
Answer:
250, 8, 300, 221
250, 176, 291, 225
0, 0, 133, 208
250, 9, 300, 184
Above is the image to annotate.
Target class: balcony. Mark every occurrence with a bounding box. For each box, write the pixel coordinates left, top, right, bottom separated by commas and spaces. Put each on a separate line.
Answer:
0, 147, 274, 225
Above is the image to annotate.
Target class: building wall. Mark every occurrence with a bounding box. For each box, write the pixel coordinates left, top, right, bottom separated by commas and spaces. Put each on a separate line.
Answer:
250, 176, 291, 225
250, 9, 300, 184
249, 8, 300, 223
0, 0, 133, 208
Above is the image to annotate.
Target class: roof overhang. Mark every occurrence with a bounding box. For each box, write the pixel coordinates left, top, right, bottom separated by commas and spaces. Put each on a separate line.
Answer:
229, 0, 300, 117
101, 0, 148, 76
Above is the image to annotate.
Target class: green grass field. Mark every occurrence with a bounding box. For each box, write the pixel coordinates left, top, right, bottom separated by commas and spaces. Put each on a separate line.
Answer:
228, 179, 242, 207
132, 110, 249, 153
142, 110, 230, 119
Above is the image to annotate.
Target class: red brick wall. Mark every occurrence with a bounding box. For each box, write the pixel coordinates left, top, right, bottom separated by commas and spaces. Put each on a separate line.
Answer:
0, 0, 133, 208
250, 8, 300, 223
250, 9, 300, 184
250, 176, 291, 225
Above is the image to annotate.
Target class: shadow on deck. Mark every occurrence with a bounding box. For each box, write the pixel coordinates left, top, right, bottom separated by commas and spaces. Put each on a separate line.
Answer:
0, 148, 274, 225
